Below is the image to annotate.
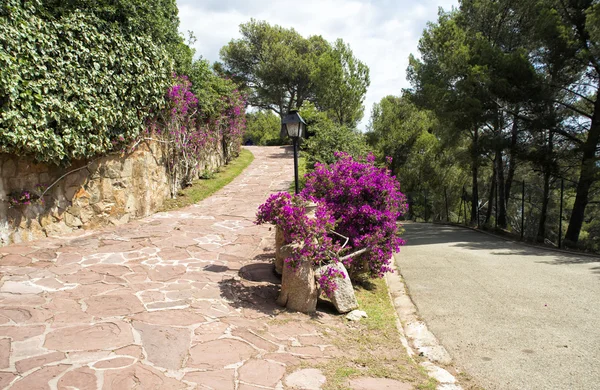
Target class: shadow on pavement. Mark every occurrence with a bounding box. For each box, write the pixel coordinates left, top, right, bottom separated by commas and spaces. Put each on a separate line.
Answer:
402, 222, 600, 266
218, 277, 281, 315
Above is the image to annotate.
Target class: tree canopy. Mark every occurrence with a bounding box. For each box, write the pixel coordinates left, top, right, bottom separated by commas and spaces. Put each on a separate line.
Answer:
367, 0, 600, 248
218, 20, 369, 128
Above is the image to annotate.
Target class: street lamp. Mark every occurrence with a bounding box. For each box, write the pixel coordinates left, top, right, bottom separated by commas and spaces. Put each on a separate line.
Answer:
281, 110, 306, 194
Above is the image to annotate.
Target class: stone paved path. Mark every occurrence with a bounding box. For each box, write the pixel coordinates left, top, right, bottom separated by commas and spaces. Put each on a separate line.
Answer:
0, 147, 349, 390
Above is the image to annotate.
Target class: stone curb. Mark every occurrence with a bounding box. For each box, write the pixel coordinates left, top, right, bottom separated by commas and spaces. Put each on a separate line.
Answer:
385, 259, 463, 390
432, 221, 600, 259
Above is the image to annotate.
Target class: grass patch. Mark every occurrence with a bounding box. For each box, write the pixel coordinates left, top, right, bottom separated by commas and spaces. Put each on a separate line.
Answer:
288, 155, 307, 194
312, 278, 438, 390
160, 148, 254, 211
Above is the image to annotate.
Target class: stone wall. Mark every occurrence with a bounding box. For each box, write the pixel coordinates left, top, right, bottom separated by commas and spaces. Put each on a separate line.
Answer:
0, 141, 225, 246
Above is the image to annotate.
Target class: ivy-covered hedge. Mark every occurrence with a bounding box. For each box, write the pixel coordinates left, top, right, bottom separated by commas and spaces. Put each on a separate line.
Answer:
0, 0, 172, 163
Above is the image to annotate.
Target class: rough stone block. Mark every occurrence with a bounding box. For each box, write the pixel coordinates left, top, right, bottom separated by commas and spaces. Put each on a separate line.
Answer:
315, 262, 358, 314
64, 213, 83, 228
2, 159, 16, 177
277, 254, 317, 314
274, 226, 286, 275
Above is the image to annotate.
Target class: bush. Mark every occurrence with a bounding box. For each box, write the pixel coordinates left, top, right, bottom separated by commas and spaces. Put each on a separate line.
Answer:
256, 153, 407, 295
304, 121, 371, 169
302, 153, 407, 277
0, 0, 172, 163
148, 73, 246, 196
244, 110, 283, 146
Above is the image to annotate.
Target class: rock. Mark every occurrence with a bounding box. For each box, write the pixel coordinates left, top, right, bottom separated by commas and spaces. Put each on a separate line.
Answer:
2, 159, 16, 177
285, 368, 326, 390
57, 367, 97, 389
346, 310, 368, 321
44, 321, 133, 351
183, 370, 235, 390
274, 226, 285, 275
0, 338, 10, 369
238, 359, 286, 387
277, 257, 318, 314
420, 361, 457, 384
11, 364, 70, 390
187, 339, 255, 369
277, 242, 299, 276
315, 262, 358, 313
44, 221, 72, 237
305, 201, 318, 218
102, 363, 186, 389
132, 321, 191, 370
64, 212, 83, 228
16, 352, 65, 374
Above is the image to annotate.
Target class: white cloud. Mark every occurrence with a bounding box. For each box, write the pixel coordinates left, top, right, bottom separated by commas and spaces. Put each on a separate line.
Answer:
176, 0, 458, 130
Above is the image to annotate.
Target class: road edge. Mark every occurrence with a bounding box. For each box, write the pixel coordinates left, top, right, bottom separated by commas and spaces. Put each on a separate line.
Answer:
385, 257, 463, 390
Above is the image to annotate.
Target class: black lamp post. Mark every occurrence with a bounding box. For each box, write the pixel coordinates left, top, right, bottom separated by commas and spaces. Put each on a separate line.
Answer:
281, 110, 306, 194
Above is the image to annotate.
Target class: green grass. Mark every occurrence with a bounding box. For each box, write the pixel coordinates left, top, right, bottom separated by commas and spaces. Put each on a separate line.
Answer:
160, 148, 254, 211
288, 155, 307, 193
311, 278, 438, 390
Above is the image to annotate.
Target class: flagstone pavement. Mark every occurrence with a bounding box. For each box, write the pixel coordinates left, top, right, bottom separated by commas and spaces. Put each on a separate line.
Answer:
0, 146, 349, 390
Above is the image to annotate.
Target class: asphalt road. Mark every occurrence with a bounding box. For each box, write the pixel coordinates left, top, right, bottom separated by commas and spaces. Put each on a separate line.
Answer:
395, 222, 600, 390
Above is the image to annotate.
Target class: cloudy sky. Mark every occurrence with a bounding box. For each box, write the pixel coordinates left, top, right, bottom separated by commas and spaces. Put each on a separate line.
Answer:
176, 0, 458, 129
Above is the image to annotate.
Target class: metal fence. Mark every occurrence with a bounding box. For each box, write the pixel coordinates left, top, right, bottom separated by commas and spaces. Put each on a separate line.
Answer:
405, 177, 590, 250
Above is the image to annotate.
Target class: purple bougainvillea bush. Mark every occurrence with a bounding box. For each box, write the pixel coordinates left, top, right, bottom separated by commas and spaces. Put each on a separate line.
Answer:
147, 74, 246, 196
256, 152, 407, 296
302, 152, 407, 278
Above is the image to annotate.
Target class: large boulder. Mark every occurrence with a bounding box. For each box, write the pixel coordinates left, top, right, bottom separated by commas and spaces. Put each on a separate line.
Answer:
315, 262, 358, 313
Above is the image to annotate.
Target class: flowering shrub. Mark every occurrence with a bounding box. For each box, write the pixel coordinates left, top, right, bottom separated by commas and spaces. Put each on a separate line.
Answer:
256, 193, 342, 296
256, 154, 406, 296
219, 90, 246, 160
302, 153, 407, 278
148, 74, 247, 196
316, 266, 346, 298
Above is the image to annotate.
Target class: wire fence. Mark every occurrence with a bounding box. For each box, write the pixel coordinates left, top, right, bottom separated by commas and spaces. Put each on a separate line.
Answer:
404, 177, 594, 250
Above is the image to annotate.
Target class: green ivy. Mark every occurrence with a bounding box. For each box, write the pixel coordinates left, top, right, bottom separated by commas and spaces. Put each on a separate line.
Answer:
0, 0, 172, 163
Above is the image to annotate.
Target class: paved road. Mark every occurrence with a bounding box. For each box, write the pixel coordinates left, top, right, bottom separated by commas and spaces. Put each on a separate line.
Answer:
395, 222, 600, 390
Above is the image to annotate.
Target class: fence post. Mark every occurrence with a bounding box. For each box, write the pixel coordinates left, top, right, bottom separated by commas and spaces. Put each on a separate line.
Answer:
462, 186, 467, 225
494, 181, 498, 229
521, 180, 525, 240
444, 187, 449, 222
559, 178, 564, 249
424, 190, 428, 222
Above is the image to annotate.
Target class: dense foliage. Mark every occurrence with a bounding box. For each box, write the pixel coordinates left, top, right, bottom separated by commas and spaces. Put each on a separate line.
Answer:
368, 0, 600, 249
0, 0, 172, 163
244, 110, 282, 146
149, 73, 246, 196
37, 0, 193, 74
299, 101, 371, 169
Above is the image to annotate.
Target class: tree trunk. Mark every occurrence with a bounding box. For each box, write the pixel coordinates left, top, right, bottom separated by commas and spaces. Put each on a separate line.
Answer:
485, 168, 496, 226
565, 97, 600, 245
537, 129, 554, 242
505, 112, 519, 204
496, 149, 507, 229
537, 169, 551, 242
471, 128, 479, 224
